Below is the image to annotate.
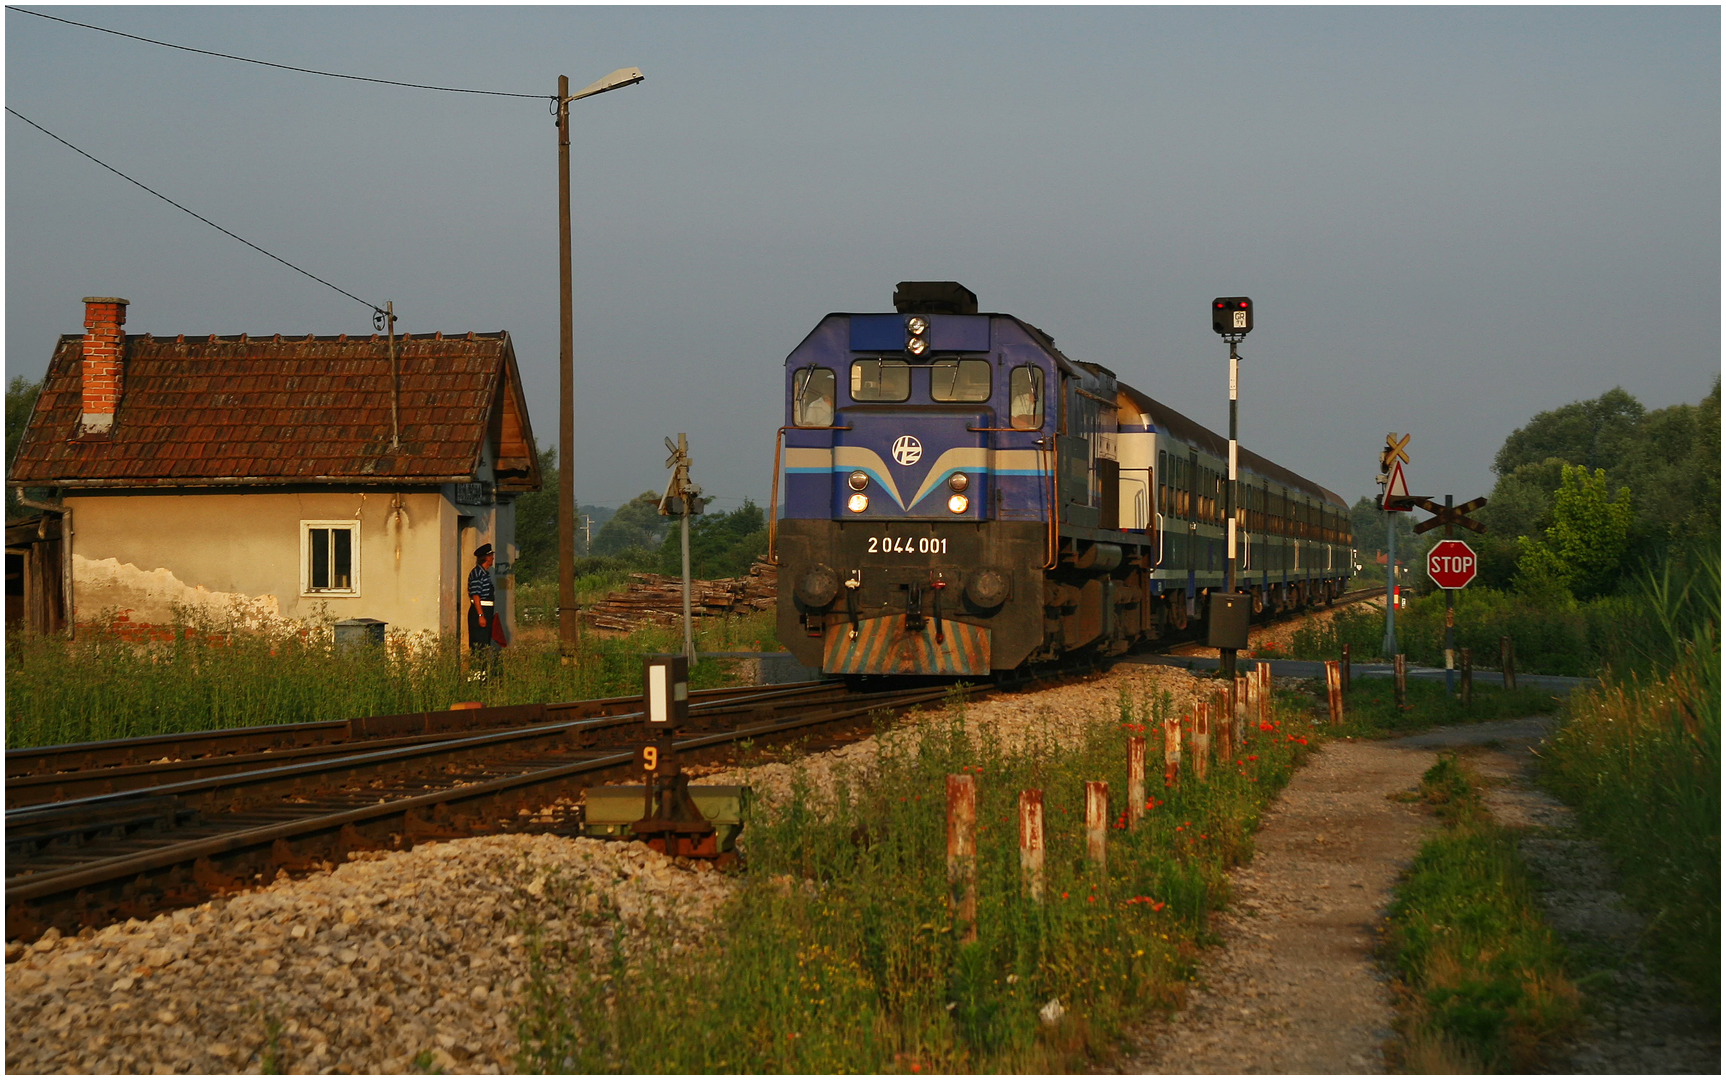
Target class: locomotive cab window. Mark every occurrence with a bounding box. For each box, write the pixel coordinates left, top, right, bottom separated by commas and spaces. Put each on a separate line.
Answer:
792, 365, 835, 427
930, 358, 991, 403
1009, 365, 1044, 429
850, 359, 910, 402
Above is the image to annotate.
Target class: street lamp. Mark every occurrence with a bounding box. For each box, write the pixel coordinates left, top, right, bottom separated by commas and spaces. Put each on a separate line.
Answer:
558, 67, 643, 657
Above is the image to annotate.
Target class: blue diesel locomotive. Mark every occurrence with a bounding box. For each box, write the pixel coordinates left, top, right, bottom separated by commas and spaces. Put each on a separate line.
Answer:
771, 282, 1352, 677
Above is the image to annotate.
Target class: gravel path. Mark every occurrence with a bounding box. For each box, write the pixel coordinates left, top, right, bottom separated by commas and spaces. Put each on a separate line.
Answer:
1102, 738, 1438, 1073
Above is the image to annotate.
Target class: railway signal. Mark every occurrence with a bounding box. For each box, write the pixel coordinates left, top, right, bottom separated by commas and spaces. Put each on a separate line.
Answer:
1209, 296, 1254, 679
1211, 297, 1253, 337
1412, 496, 1488, 535
659, 433, 704, 661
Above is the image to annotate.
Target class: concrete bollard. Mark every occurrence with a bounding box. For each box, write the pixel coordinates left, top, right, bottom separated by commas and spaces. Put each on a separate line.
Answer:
1084, 780, 1109, 868
1394, 654, 1408, 707
1127, 736, 1146, 827
1018, 789, 1045, 903
946, 774, 977, 943
1325, 660, 1344, 725
1163, 713, 1182, 787
1193, 703, 1211, 781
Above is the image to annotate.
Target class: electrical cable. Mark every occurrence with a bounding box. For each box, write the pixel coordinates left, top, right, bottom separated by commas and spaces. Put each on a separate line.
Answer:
7, 6, 549, 100
7, 107, 383, 316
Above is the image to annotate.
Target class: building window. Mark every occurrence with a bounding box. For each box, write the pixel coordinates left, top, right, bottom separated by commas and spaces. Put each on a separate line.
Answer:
302, 520, 359, 595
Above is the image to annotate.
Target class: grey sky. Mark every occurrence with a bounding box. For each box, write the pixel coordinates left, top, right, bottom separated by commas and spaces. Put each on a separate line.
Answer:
7, 6, 1718, 514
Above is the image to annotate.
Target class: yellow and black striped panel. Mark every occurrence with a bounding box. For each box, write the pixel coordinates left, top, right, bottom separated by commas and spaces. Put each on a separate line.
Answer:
823, 615, 991, 675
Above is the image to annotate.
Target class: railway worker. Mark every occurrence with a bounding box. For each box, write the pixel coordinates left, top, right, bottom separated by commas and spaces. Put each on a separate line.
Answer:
468, 543, 504, 672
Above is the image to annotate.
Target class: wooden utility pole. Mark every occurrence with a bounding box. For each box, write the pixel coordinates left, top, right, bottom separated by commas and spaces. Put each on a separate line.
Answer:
556, 74, 578, 657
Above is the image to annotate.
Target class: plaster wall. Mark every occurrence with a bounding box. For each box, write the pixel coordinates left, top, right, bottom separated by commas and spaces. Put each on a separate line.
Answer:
66, 490, 464, 637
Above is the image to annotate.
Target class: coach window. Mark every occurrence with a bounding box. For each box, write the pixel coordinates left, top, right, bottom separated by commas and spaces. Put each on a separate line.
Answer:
850, 359, 910, 402
932, 358, 992, 403
792, 365, 835, 427
1009, 365, 1044, 429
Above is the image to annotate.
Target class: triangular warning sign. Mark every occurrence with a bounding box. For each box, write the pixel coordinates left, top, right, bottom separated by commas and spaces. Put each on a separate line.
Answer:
1382, 460, 1411, 510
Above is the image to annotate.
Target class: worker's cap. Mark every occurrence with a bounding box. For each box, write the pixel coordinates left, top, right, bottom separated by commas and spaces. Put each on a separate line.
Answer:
474, 543, 494, 560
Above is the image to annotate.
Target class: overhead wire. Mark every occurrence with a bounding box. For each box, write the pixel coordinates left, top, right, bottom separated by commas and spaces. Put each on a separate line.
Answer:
6, 6, 549, 100
6, 107, 384, 316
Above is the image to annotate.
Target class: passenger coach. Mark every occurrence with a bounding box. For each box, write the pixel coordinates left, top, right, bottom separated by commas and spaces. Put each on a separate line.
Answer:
771, 282, 1351, 678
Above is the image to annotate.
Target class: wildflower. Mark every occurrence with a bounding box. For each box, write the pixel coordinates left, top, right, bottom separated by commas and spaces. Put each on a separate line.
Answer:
1061, 892, 1069, 900
1247, 755, 1258, 761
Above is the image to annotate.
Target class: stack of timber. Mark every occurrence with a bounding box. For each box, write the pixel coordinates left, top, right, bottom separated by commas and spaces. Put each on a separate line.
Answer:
581, 561, 778, 631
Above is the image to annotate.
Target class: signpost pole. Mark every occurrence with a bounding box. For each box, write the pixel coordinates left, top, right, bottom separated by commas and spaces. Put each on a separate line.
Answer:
1443, 493, 1456, 695
1222, 337, 1240, 682
1382, 504, 1397, 658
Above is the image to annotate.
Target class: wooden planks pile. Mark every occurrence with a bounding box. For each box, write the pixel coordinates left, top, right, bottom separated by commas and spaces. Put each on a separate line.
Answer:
581, 560, 778, 631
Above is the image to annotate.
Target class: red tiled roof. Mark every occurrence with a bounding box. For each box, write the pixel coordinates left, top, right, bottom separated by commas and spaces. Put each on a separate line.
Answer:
10, 332, 540, 490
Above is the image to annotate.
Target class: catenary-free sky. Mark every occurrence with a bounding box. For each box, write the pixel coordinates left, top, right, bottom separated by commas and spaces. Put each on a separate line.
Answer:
6, 6, 1719, 514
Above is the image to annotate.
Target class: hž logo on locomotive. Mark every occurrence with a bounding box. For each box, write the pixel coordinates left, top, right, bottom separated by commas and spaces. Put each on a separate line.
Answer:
892, 435, 922, 466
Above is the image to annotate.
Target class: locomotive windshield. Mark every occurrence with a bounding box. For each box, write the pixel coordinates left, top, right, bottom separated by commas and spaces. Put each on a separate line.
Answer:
929, 358, 991, 402
850, 359, 910, 402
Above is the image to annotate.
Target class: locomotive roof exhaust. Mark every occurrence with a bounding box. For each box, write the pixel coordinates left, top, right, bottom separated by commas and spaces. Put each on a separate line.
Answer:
894, 281, 977, 315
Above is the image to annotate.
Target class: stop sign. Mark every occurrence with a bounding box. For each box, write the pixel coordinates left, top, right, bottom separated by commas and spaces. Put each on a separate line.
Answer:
1427, 539, 1478, 589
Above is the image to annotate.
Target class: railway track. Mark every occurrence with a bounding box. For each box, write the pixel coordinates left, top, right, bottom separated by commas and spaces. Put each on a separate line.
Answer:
4, 589, 1367, 941
3, 677, 995, 940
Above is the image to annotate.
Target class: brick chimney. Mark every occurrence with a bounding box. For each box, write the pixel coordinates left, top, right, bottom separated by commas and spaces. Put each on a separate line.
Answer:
80, 296, 129, 435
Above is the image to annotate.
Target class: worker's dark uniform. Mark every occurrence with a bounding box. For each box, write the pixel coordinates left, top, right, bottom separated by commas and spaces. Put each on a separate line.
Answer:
467, 562, 497, 653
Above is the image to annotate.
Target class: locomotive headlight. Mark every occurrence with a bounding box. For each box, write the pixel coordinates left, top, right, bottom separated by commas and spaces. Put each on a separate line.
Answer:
847, 470, 870, 491
947, 494, 969, 514
847, 493, 869, 513
907, 336, 928, 356
946, 472, 969, 493
906, 316, 928, 336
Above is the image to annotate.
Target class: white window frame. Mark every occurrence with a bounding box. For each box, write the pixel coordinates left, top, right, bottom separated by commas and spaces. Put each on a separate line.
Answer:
300, 519, 361, 597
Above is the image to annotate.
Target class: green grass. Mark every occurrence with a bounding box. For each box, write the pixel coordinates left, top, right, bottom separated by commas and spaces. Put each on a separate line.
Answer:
1329, 677, 1560, 737
1541, 645, 1719, 1010
1385, 756, 1582, 1072
513, 688, 1322, 1072
4, 609, 779, 749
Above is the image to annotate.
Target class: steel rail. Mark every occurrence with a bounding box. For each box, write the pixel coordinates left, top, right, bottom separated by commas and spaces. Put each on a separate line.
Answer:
6, 680, 827, 777
4, 682, 965, 905
5, 681, 841, 808
5, 682, 855, 826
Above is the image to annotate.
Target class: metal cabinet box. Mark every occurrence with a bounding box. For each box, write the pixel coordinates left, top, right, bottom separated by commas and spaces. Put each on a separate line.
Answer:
580, 785, 751, 851
1206, 592, 1251, 650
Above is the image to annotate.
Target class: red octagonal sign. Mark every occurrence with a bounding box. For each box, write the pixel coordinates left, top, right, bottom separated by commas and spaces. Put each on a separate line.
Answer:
1427, 539, 1479, 589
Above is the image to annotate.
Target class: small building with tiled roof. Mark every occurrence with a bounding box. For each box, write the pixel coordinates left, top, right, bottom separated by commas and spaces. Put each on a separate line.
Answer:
9, 297, 541, 640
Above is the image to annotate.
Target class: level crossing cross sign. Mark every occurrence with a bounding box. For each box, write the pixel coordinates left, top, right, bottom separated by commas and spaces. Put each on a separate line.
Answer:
1427, 539, 1478, 589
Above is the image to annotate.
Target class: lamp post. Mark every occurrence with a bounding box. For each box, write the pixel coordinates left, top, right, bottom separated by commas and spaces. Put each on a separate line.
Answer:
557, 67, 644, 658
